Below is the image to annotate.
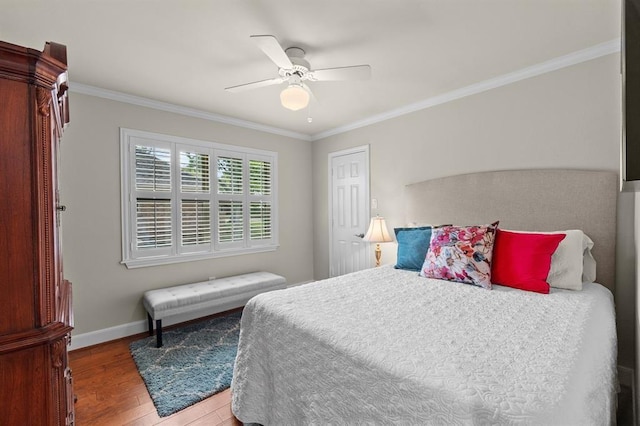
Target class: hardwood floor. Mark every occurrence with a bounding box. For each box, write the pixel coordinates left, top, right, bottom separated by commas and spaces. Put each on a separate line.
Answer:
69, 332, 242, 425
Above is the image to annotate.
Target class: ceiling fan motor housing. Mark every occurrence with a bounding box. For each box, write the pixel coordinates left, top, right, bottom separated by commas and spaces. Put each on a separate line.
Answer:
281, 47, 310, 78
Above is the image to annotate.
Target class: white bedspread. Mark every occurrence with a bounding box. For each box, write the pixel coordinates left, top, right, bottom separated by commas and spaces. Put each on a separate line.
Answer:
231, 266, 617, 425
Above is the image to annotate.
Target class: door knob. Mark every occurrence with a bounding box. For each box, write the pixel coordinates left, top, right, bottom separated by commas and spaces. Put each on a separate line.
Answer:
355, 233, 365, 238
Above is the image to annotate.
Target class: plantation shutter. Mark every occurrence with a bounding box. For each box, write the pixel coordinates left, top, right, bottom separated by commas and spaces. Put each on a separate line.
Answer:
179, 149, 212, 252
248, 157, 274, 244
135, 145, 171, 192
181, 200, 211, 245
215, 152, 245, 248
136, 199, 172, 248
180, 151, 210, 193
217, 156, 243, 195
250, 201, 272, 240
133, 144, 172, 255
249, 160, 271, 196
218, 200, 244, 242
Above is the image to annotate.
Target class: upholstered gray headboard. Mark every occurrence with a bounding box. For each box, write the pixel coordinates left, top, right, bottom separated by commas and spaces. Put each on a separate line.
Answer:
405, 169, 617, 292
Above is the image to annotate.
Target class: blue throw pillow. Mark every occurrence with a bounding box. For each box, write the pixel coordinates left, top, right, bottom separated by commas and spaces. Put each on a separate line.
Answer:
394, 226, 433, 271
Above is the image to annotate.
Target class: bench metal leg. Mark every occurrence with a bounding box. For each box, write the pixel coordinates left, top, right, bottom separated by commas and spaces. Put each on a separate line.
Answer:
156, 319, 163, 348
147, 313, 153, 336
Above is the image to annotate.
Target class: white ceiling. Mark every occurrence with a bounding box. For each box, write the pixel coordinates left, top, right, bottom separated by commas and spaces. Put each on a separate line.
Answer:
1, 0, 621, 138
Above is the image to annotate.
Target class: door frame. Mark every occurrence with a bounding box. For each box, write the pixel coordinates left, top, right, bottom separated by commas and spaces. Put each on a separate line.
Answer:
327, 145, 371, 277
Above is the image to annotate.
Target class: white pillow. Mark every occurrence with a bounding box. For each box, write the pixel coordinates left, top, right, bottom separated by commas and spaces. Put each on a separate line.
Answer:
581, 234, 596, 283
503, 229, 595, 291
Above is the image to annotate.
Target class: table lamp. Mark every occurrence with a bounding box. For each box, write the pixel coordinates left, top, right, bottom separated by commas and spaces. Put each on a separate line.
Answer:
363, 216, 393, 267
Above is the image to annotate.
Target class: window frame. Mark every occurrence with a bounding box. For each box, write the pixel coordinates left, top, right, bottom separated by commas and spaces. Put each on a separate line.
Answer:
120, 128, 279, 268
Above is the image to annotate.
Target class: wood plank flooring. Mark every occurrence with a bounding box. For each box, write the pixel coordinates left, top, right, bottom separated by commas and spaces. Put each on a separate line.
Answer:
69, 329, 242, 426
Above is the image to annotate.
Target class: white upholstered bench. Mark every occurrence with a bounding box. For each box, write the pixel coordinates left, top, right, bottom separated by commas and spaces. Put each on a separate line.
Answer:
142, 271, 286, 347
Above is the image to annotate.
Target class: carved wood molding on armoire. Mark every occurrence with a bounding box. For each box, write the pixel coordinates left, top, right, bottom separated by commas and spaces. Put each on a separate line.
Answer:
0, 40, 74, 425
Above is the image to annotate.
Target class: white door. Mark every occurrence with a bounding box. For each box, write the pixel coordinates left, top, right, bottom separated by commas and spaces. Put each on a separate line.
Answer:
329, 147, 370, 277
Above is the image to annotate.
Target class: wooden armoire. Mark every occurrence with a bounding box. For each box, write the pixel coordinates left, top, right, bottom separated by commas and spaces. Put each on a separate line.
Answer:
0, 41, 74, 425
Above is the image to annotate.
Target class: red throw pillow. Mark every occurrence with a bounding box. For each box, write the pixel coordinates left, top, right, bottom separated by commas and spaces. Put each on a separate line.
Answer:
491, 230, 566, 294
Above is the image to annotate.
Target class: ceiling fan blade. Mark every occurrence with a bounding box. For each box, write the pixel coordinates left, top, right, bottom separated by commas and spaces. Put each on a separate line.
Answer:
310, 65, 371, 81
250, 35, 293, 69
225, 77, 286, 93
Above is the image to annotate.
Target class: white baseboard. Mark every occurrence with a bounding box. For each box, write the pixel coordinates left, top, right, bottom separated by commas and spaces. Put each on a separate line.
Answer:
70, 301, 244, 351
69, 319, 147, 351
70, 304, 244, 351
69, 281, 311, 351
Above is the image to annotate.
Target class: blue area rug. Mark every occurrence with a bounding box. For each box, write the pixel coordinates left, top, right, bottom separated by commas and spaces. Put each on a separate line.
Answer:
129, 311, 242, 417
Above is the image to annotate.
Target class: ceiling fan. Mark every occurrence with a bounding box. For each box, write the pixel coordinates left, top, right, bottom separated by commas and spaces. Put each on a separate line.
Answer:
225, 35, 371, 111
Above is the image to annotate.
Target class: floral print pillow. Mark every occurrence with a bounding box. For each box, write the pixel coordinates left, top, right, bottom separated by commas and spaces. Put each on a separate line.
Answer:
419, 222, 499, 289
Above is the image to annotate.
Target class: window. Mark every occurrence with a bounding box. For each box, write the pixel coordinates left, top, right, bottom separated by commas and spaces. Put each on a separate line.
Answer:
121, 128, 278, 268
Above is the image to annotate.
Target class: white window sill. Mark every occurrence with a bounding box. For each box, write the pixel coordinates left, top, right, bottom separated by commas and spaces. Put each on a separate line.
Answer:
122, 245, 279, 269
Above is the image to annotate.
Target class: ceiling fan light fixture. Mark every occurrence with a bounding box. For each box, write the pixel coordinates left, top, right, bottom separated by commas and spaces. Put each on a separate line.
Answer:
280, 83, 309, 111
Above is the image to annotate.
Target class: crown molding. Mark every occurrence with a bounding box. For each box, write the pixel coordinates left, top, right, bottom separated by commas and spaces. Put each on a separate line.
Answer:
310, 38, 621, 141
69, 39, 620, 143
68, 82, 312, 141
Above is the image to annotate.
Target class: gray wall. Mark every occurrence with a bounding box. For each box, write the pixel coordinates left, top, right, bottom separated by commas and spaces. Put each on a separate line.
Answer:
60, 93, 314, 335
312, 53, 636, 369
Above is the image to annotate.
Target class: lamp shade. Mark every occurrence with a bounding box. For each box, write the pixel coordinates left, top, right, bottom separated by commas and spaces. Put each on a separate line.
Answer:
363, 216, 393, 243
280, 84, 310, 111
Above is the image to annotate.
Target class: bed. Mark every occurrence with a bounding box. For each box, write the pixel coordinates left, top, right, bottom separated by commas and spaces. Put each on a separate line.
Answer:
231, 169, 619, 425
